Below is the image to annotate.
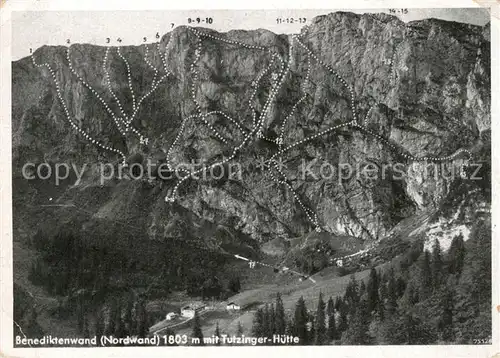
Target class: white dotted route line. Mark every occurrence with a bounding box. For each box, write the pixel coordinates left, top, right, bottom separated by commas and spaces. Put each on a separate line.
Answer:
165, 114, 195, 171
294, 34, 358, 123
103, 47, 128, 134
265, 121, 355, 229
249, 52, 280, 127
207, 110, 245, 134
144, 44, 159, 87
294, 33, 473, 166
272, 121, 354, 160
157, 35, 174, 75
188, 29, 227, 144
126, 64, 169, 126
269, 159, 320, 230
104, 45, 171, 141
265, 38, 321, 231
190, 27, 266, 51
278, 87, 308, 150
275, 20, 472, 258
388, 40, 405, 84
67, 46, 145, 140
191, 26, 275, 128
165, 27, 290, 202
363, 102, 376, 126
32, 54, 126, 165
352, 122, 473, 163
67, 47, 125, 129
116, 47, 136, 113
274, 52, 309, 150
102, 48, 146, 141
166, 110, 247, 171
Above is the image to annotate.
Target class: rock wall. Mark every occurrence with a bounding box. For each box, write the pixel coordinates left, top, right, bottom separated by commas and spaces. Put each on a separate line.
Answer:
12, 12, 490, 244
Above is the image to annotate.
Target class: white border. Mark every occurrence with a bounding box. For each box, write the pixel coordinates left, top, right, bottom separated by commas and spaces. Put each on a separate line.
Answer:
1, 1, 498, 357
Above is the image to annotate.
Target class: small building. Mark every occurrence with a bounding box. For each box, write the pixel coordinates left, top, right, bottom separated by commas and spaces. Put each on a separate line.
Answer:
195, 304, 206, 312
181, 304, 205, 318
181, 305, 195, 318
335, 259, 343, 267
226, 302, 241, 311
165, 312, 178, 321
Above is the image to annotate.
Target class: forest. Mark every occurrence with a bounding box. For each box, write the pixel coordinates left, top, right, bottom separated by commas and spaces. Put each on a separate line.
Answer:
20, 203, 491, 345
249, 219, 491, 344
27, 223, 241, 301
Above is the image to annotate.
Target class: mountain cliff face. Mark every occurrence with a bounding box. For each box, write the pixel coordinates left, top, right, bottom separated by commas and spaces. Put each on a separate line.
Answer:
12, 12, 490, 249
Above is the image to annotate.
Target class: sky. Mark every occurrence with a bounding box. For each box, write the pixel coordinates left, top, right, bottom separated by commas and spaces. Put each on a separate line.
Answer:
11, 8, 490, 61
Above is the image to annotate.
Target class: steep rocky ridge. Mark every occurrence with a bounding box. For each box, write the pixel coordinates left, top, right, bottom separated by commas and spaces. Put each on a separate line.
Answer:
12, 12, 490, 251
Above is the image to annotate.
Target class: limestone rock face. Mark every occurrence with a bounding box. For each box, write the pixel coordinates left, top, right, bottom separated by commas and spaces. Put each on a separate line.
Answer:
12, 12, 490, 245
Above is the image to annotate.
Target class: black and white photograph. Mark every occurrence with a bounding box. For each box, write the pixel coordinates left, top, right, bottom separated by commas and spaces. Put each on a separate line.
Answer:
1, 1, 498, 355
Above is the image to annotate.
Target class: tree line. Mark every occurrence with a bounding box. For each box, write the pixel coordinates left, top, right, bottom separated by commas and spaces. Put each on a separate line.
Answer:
250, 220, 491, 344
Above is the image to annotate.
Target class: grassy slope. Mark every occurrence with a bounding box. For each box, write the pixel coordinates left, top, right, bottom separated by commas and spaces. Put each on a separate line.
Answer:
172, 262, 387, 339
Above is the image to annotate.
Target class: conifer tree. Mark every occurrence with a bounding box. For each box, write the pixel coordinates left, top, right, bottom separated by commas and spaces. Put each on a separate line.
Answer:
124, 296, 134, 335
285, 318, 294, 336
377, 299, 385, 321
136, 300, 148, 338
326, 296, 335, 318
378, 277, 387, 320
402, 282, 419, 307
344, 275, 359, 315
400, 313, 435, 344
214, 321, 221, 346
367, 268, 379, 314
252, 308, 265, 337
454, 222, 491, 341
337, 299, 349, 334
269, 303, 276, 335
340, 299, 370, 344
77, 298, 85, 333
377, 269, 384, 288
105, 301, 117, 336
386, 267, 397, 315
419, 250, 432, 299
310, 319, 316, 344
314, 292, 327, 345
115, 311, 127, 339
263, 303, 271, 337
129, 302, 138, 335
275, 293, 286, 335
192, 310, 204, 345
448, 234, 466, 275
94, 310, 105, 343
327, 309, 337, 341
379, 273, 387, 301
82, 317, 90, 339
334, 296, 342, 311
431, 239, 444, 290
359, 280, 366, 298
438, 286, 455, 341
228, 276, 241, 293
396, 276, 406, 298
293, 296, 309, 344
